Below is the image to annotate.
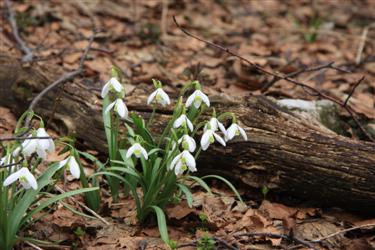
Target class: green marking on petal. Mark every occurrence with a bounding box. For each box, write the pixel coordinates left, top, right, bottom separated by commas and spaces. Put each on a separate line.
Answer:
181, 157, 186, 164
182, 141, 189, 150
209, 135, 215, 143
156, 93, 162, 102
134, 149, 141, 156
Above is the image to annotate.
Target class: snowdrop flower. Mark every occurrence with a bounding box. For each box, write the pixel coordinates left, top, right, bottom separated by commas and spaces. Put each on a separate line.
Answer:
173, 114, 193, 132
101, 77, 124, 98
204, 117, 227, 134
169, 150, 196, 175
147, 88, 170, 106
126, 143, 148, 159
226, 123, 247, 141
178, 134, 196, 153
200, 129, 226, 151
13, 128, 55, 160
58, 156, 80, 179
105, 98, 128, 119
186, 90, 210, 109
3, 167, 37, 190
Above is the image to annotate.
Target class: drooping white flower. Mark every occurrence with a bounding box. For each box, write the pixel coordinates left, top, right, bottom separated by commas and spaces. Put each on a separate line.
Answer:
147, 88, 170, 106
226, 123, 247, 141
200, 129, 226, 151
3, 167, 38, 190
178, 134, 196, 153
186, 90, 210, 109
58, 156, 81, 179
169, 150, 196, 175
101, 77, 124, 98
204, 117, 227, 134
14, 129, 55, 160
173, 114, 193, 132
126, 143, 148, 159
105, 98, 128, 119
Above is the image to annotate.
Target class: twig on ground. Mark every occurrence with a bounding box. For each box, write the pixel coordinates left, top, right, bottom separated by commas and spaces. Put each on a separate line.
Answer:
173, 16, 374, 142
234, 232, 318, 250
311, 222, 375, 243
343, 76, 365, 107
54, 184, 111, 226
4, 0, 34, 62
24, 240, 43, 250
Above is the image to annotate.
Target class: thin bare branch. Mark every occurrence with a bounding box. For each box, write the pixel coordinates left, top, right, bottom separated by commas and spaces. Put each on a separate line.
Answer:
0, 136, 55, 142
4, 0, 34, 62
311, 222, 375, 243
343, 76, 365, 107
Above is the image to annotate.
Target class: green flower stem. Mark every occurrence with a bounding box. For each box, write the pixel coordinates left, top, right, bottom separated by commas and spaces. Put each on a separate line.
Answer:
194, 146, 202, 159
147, 107, 156, 128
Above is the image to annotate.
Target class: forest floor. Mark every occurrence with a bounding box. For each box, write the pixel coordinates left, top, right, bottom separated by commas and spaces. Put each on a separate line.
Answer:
1, 0, 375, 249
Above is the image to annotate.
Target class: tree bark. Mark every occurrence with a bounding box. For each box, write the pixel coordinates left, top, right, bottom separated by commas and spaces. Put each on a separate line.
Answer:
1, 53, 375, 213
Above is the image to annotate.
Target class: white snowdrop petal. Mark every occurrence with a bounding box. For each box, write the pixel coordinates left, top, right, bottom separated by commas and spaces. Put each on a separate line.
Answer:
213, 133, 226, 146
101, 82, 110, 98
173, 116, 184, 128
200, 92, 210, 107
170, 154, 180, 171
238, 126, 248, 141
209, 118, 218, 131
58, 158, 69, 169
126, 145, 136, 158
200, 131, 211, 151
24, 169, 38, 190
110, 78, 123, 92
183, 151, 196, 169
185, 94, 195, 108
218, 122, 227, 134
187, 136, 196, 152
115, 99, 127, 118
159, 89, 170, 105
174, 161, 184, 175
69, 157, 81, 179
140, 147, 148, 160
147, 90, 158, 105
22, 139, 37, 157
186, 119, 194, 132
3, 170, 22, 186
104, 101, 116, 114
226, 124, 237, 140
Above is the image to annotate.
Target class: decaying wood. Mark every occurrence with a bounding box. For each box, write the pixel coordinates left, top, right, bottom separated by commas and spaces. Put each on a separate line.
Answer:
0, 53, 375, 213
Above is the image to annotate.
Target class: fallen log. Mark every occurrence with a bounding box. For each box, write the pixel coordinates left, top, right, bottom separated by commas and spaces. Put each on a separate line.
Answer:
1, 53, 375, 213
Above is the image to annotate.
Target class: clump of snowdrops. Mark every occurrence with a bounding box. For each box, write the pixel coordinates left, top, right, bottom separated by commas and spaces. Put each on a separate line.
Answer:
101, 68, 247, 246
0, 112, 97, 250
